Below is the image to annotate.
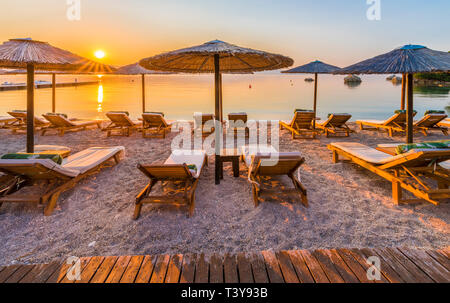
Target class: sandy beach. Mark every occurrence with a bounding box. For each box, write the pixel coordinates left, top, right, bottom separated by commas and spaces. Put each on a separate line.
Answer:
0, 122, 449, 266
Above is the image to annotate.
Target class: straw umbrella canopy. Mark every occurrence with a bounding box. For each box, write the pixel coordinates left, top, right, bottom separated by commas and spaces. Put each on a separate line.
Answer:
282, 60, 341, 128
337, 44, 450, 143
0, 38, 115, 152
115, 63, 173, 112
139, 39, 293, 184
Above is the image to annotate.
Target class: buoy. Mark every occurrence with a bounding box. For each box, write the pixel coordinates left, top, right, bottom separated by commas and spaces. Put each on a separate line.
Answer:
249, 84, 252, 89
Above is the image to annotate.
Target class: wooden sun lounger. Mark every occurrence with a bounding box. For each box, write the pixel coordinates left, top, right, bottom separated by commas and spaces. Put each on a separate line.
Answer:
438, 118, 450, 128
241, 146, 308, 207
227, 112, 249, 136
7, 111, 49, 134
0, 116, 16, 129
316, 113, 353, 137
328, 142, 450, 205
134, 150, 207, 218
103, 112, 141, 137
279, 111, 319, 139
0, 146, 125, 215
414, 114, 448, 136
41, 114, 102, 136
141, 113, 172, 138
193, 114, 215, 137
356, 112, 417, 137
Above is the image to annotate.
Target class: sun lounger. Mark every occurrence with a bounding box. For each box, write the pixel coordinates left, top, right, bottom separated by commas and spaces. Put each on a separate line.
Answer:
0, 146, 125, 215
316, 113, 353, 137
279, 111, 319, 139
41, 114, 102, 136
141, 113, 172, 138
193, 113, 215, 137
7, 111, 49, 134
413, 113, 448, 136
227, 112, 249, 136
328, 142, 450, 205
437, 118, 450, 129
134, 150, 207, 218
103, 112, 142, 137
356, 111, 417, 137
0, 116, 15, 128
241, 145, 308, 207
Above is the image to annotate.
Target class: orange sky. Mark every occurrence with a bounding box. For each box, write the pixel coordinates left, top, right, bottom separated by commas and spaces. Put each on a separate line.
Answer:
1, 0, 449, 68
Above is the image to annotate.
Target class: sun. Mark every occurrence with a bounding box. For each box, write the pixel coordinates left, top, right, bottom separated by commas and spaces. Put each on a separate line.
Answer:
94, 50, 106, 59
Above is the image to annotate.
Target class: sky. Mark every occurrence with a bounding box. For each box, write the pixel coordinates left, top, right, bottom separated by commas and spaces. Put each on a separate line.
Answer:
1, 0, 449, 67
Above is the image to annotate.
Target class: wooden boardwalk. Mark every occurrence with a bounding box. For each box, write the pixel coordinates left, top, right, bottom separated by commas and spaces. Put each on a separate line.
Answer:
0, 248, 449, 283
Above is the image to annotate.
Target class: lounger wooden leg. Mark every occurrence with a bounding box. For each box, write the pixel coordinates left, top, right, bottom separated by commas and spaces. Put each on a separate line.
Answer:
392, 170, 402, 205
332, 150, 339, 163
388, 128, 393, 137
358, 123, 364, 130
442, 128, 448, 136
44, 191, 61, 216
290, 174, 308, 207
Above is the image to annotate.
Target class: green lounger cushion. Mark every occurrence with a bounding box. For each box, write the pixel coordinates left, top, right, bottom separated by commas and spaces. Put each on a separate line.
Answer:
108, 111, 130, 116
187, 164, 197, 174
1, 153, 63, 165
144, 112, 165, 117
294, 109, 314, 113
327, 113, 350, 118
424, 110, 445, 115
46, 113, 68, 118
394, 110, 418, 114
396, 140, 450, 154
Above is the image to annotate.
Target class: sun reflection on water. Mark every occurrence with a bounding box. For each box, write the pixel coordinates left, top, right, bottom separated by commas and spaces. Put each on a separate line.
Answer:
97, 84, 103, 113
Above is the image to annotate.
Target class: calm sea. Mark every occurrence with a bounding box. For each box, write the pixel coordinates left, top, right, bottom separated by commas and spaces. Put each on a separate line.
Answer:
0, 74, 449, 121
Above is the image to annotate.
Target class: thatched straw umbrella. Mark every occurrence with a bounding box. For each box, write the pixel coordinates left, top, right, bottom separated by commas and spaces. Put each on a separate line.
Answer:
337, 45, 450, 143
282, 60, 340, 128
0, 38, 115, 152
139, 40, 293, 184
115, 63, 172, 112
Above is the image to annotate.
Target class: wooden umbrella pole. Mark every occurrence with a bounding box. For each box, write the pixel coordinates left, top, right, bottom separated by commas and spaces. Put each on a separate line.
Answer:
142, 74, 146, 113
214, 54, 221, 185
52, 73, 56, 113
401, 73, 406, 110
406, 73, 414, 144
26, 63, 35, 153
313, 73, 318, 129
219, 73, 223, 122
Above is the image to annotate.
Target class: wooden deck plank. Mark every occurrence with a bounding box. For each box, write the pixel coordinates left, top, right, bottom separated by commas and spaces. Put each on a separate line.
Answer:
359, 248, 404, 283
194, 253, 209, 283
150, 254, 170, 283
373, 248, 418, 283
384, 248, 433, 283
165, 254, 183, 283
249, 252, 269, 283
59, 257, 91, 283
224, 253, 239, 283
326, 249, 360, 283
120, 255, 145, 283
286, 250, 314, 283
209, 254, 224, 283
276, 251, 299, 283
0, 265, 21, 283
335, 249, 373, 283
135, 255, 158, 283
426, 250, 450, 271
76, 256, 105, 283
105, 256, 132, 283
4, 265, 34, 283
179, 254, 196, 283
237, 253, 254, 283
349, 249, 388, 283
299, 250, 329, 283
398, 248, 450, 283
312, 250, 345, 283
90, 256, 119, 283
261, 251, 284, 283
437, 248, 449, 258
20, 261, 63, 283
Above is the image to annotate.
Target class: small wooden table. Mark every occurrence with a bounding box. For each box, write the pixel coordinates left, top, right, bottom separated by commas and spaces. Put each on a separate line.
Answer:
217, 149, 241, 181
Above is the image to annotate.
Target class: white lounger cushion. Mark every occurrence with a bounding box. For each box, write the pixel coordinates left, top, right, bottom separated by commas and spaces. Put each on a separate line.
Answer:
63, 147, 125, 174
330, 142, 407, 165
0, 159, 80, 178
356, 119, 387, 125
241, 144, 278, 167
0, 116, 13, 122
164, 150, 206, 178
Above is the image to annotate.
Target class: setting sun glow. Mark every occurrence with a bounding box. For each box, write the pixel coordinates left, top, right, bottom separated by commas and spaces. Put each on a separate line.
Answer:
94, 50, 105, 59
